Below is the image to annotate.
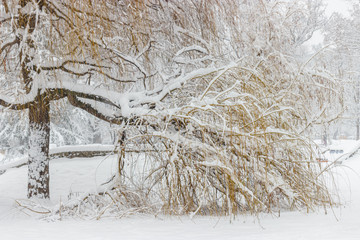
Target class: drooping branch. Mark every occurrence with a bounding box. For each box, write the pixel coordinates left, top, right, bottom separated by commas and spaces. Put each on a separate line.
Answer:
67, 93, 126, 125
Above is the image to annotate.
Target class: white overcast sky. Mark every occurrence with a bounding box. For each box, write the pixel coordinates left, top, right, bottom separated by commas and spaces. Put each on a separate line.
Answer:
324, 0, 353, 17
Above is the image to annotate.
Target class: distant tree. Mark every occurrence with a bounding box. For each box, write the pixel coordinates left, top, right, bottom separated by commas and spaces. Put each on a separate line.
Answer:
323, 6, 360, 140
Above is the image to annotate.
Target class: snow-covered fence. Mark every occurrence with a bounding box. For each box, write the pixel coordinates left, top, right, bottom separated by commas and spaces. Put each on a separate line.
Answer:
49, 145, 116, 159
0, 145, 118, 173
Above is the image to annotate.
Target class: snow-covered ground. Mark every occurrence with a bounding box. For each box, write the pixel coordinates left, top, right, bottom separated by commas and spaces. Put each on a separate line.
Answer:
0, 141, 360, 240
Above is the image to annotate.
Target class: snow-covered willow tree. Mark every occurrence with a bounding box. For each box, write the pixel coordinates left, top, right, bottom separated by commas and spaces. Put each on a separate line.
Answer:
0, 0, 338, 215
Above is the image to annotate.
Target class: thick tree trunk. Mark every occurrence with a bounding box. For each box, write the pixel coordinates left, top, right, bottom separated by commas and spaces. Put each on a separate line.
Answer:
27, 92, 50, 199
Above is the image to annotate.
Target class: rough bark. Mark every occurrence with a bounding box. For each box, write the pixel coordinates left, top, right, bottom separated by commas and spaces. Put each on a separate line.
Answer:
27, 92, 50, 199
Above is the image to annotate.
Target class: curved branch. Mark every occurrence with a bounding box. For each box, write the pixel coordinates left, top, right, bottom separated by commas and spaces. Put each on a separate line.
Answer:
1, 38, 20, 53
67, 93, 126, 125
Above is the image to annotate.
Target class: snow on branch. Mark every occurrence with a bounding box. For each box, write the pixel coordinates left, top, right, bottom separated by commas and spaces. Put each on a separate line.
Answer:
175, 45, 208, 57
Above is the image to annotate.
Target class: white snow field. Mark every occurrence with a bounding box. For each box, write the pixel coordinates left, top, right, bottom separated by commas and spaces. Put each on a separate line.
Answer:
0, 141, 359, 240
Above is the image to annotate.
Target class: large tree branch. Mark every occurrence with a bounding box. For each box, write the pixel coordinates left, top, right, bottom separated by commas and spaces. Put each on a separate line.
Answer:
63, 88, 119, 109
0, 60, 235, 114
0, 85, 124, 119
67, 93, 126, 125
66, 90, 153, 127
0, 95, 31, 110
0, 87, 68, 110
